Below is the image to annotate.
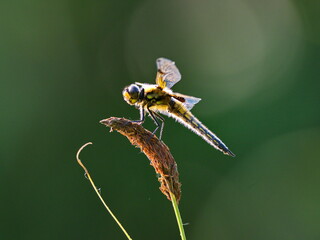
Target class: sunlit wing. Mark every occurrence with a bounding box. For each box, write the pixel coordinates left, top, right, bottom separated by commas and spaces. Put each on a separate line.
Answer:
171, 93, 201, 110
135, 82, 157, 88
155, 58, 181, 89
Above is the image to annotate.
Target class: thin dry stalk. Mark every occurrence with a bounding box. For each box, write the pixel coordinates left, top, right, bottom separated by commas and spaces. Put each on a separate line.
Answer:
76, 142, 133, 240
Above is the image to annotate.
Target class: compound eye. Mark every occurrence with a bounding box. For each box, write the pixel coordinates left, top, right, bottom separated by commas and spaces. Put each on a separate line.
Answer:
127, 85, 140, 99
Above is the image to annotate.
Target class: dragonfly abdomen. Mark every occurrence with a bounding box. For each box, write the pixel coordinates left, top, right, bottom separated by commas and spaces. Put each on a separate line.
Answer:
168, 100, 235, 157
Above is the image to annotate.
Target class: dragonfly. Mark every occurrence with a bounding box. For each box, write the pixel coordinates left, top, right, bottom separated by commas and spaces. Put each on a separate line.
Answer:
122, 58, 235, 157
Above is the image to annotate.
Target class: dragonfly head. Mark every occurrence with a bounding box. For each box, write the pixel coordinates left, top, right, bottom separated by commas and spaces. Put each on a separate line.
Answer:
123, 84, 143, 105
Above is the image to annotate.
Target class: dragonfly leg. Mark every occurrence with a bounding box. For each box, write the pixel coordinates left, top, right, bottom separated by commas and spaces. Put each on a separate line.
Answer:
131, 106, 145, 124
152, 111, 165, 140
147, 107, 165, 140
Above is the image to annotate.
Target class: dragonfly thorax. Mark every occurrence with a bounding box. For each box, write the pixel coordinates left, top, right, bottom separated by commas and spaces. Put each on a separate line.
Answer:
123, 84, 144, 105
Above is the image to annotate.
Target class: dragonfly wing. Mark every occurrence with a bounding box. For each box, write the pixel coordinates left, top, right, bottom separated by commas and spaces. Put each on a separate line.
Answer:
156, 58, 181, 89
171, 93, 201, 110
135, 82, 157, 88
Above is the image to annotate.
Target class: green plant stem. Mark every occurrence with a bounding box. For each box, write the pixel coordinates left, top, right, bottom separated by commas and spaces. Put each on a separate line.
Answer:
169, 191, 187, 240
76, 142, 133, 240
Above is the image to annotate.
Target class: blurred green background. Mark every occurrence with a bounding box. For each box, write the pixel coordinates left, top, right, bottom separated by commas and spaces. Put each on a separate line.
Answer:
1, 0, 319, 239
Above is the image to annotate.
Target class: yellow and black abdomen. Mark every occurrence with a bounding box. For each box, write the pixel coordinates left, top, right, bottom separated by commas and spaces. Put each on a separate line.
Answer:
168, 99, 235, 157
